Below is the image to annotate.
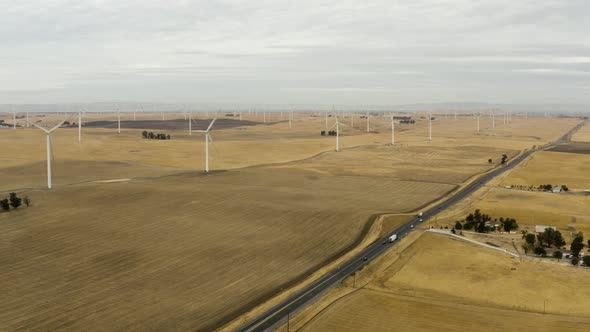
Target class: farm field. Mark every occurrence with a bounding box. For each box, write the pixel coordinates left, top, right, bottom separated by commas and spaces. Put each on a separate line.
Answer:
0, 113, 583, 330
500, 151, 590, 189
571, 120, 590, 142
301, 233, 590, 331
0, 164, 454, 331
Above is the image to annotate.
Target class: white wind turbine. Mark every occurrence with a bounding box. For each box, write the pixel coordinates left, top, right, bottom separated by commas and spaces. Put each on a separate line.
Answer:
390, 115, 395, 145
328, 116, 345, 151
193, 119, 217, 172
28, 120, 66, 189
366, 112, 370, 132
428, 111, 432, 142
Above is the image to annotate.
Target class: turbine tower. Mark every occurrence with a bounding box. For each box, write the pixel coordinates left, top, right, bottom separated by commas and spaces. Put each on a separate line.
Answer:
476, 115, 480, 133
193, 119, 217, 172
366, 112, 370, 133
28, 120, 66, 189
78, 111, 82, 143
390, 115, 395, 145
117, 110, 121, 134
428, 111, 432, 142
328, 117, 345, 151
188, 112, 192, 135
13, 111, 16, 129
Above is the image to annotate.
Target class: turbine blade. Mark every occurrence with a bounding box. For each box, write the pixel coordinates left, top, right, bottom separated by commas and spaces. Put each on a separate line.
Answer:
28, 121, 50, 133
206, 118, 217, 132
328, 122, 337, 130
48, 120, 66, 133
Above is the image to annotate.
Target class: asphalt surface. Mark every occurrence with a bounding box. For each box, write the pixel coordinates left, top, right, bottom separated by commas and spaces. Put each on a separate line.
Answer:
235, 120, 586, 332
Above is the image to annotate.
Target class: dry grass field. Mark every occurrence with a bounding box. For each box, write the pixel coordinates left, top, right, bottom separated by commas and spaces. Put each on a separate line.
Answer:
302, 233, 590, 331
0, 112, 582, 330
0, 164, 454, 331
500, 151, 590, 189
571, 120, 590, 142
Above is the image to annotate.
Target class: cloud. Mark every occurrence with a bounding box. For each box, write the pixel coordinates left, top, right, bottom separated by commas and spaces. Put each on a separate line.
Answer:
0, 0, 589, 105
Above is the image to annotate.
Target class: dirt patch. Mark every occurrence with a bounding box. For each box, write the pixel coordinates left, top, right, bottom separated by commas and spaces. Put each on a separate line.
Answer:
83, 118, 270, 130
548, 142, 590, 154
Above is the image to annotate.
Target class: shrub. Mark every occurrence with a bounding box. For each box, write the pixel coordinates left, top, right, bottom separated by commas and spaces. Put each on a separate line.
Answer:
454, 221, 463, 230
0, 199, 9, 211
9, 193, 21, 209
552, 251, 563, 259
533, 247, 547, 256
583, 256, 590, 267
572, 257, 580, 266
24, 196, 31, 207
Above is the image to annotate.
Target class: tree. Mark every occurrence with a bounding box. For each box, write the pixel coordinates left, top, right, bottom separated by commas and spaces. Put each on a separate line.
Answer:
571, 234, 585, 257
501, 154, 508, 164
534, 246, 547, 256
465, 213, 474, 222
488, 159, 492, 164
9, 193, 21, 209
454, 221, 463, 230
587, 239, 590, 249
525, 233, 536, 246
503, 218, 518, 232
562, 185, 569, 192
24, 196, 31, 207
142, 130, 148, 138
572, 256, 580, 266
167, 134, 171, 140
583, 256, 590, 267
553, 251, 563, 259
0, 199, 9, 211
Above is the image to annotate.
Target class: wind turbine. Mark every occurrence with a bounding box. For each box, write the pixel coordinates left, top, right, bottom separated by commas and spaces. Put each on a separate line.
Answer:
12, 110, 16, 129
476, 114, 480, 133
78, 111, 82, 143
428, 111, 432, 142
117, 110, 121, 134
390, 115, 395, 145
328, 116, 345, 151
188, 112, 192, 135
492, 112, 495, 129
193, 119, 217, 172
28, 120, 66, 189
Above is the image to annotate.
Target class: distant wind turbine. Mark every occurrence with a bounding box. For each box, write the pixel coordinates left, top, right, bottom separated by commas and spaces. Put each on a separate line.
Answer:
78, 111, 82, 143
28, 120, 66, 189
390, 115, 395, 145
193, 119, 217, 172
366, 112, 370, 133
328, 116, 345, 151
429, 112, 433, 141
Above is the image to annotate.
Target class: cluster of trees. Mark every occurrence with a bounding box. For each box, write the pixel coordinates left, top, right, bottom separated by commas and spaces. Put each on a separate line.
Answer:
506, 184, 569, 192
522, 228, 566, 256
393, 116, 412, 120
399, 119, 416, 124
454, 209, 518, 233
142, 131, 171, 140
320, 130, 338, 136
0, 193, 30, 212
501, 154, 508, 164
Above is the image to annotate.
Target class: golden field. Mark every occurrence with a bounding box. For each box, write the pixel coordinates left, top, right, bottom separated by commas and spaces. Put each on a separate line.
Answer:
301, 233, 590, 332
0, 112, 583, 330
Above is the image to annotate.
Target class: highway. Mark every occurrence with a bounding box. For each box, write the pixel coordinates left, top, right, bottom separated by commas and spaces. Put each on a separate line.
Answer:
235, 120, 586, 332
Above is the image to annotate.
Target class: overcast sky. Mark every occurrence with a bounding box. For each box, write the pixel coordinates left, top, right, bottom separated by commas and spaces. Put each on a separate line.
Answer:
1, 0, 589, 106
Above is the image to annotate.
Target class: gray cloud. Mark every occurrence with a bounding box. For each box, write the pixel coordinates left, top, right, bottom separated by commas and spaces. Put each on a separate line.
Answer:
1, 0, 589, 106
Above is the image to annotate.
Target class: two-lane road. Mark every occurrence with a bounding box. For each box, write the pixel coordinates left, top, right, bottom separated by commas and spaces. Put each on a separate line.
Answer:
236, 120, 586, 332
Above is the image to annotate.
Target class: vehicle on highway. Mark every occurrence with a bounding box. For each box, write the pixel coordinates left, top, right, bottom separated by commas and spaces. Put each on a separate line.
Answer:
410, 225, 414, 228
418, 212, 423, 217
362, 256, 368, 261
388, 234, 397, 243
419, 218, 423, 222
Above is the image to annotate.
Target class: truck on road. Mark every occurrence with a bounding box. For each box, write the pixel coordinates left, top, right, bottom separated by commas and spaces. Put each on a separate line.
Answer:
418, 212, 423, 217
388, 234, 397, 243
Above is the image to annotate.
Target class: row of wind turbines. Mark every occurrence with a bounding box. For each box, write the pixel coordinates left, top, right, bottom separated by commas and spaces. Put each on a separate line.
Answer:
9, 108, 523, 190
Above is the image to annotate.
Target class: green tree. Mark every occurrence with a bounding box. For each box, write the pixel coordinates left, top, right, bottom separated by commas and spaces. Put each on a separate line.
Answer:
24, 196, 31, 207
583, 256, 590, 267
0, 199, 9, 211
503, 218, 518, 232
534, 247, 547, 256
552, 251, 563, 259
454, 221, 463, 230
501, 154, 508, 164
488, 159, 492, 164
525, 233, 536, 246
9, 193, 21, 209
571, 234, 585, 257
142, 130, 148, 138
